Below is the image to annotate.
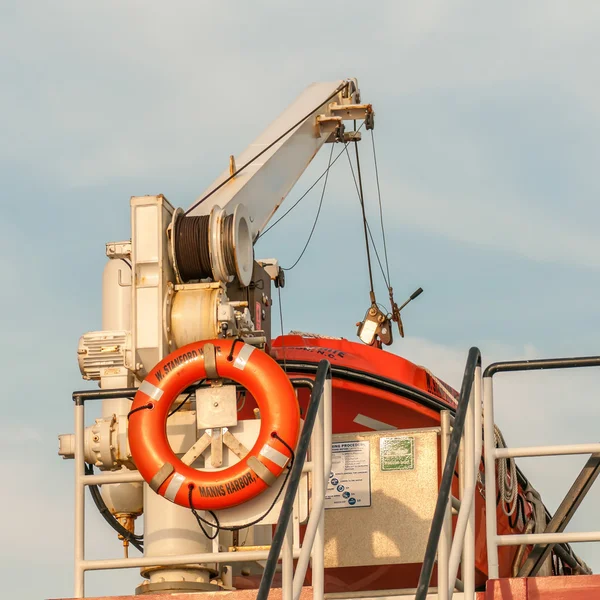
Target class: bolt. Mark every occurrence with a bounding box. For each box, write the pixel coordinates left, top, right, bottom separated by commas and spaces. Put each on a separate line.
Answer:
214, 402, 219, 407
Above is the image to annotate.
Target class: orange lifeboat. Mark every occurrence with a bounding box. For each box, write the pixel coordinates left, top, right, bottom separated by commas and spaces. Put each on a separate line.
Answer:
227, 333, 534, 593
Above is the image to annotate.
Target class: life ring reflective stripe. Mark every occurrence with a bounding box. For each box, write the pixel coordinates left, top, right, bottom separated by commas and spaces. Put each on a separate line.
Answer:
128, 339, 300, 511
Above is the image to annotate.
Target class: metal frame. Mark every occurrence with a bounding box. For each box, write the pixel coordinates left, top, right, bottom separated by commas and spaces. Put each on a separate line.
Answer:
72, 363, 333, 599
435, 371, 482, 600
257, 360, 332, 600
482, 356, 600, 580
416, 348, 482, 600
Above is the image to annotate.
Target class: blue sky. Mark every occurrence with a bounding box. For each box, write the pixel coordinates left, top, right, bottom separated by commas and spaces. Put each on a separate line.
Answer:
2, 2, 600, 598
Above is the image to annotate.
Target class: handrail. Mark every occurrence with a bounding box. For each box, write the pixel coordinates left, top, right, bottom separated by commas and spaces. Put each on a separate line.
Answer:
484, 356, 600, 377
415, 347, 481, 600
483, 355, 600, 580
71, 376, 324, 597
257, 359, 331, 600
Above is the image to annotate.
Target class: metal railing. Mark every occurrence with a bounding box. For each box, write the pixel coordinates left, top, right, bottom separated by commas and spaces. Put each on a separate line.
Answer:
483, 356, 600, 580
416, 347, 482, 600
71, 360, 332, 598
258, 359, 332, 600
417, 351, 600, 600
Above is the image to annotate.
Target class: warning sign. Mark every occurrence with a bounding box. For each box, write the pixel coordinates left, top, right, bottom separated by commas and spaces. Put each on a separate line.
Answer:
325, 441, 371, 509
380, 436, 414, 471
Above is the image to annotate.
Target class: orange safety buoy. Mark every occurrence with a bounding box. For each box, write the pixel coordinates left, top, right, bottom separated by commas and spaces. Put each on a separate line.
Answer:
128, 339, 300, 511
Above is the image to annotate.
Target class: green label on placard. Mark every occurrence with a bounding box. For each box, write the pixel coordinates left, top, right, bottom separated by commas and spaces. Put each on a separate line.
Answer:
380, 436, 414, 471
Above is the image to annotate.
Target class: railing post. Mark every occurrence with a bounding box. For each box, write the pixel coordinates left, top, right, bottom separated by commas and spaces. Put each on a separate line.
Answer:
416, 347, 481, 600
483, 375, 499, 579
438, 411, 452, 600
448, 379, 477, 597
260, 361, 330, 600
311, 376, 326, 600
74, 397, 86, 598
283, 517, 294, 600
462, 366, 480, 598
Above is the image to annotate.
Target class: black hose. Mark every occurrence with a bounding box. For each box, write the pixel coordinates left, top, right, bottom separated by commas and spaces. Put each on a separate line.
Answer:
85, 464, 143, 553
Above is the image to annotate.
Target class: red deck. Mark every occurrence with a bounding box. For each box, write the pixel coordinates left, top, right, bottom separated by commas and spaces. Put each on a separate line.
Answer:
483, 575, 600, 599
51, 576, 600, 599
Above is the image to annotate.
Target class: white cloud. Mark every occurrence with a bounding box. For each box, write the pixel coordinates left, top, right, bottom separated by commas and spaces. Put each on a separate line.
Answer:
379, 179, 600, 269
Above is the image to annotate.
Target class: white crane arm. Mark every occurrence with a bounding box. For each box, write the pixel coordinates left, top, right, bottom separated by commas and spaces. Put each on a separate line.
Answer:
187, 78, 371, 240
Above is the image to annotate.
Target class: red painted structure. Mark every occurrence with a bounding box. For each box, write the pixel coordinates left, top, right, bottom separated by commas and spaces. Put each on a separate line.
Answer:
52, 576, 600, 600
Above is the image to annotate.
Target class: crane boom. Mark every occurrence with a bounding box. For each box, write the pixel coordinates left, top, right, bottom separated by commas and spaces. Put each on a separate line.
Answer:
187, 79, 371, 239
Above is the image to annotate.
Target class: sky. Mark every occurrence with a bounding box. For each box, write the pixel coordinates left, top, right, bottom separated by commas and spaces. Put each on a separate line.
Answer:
2, 1, 600, 598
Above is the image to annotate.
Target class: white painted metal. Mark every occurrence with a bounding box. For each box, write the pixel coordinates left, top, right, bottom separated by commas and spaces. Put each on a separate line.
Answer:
463, 367, 479, 599
83, 470, 143, 485
293, 377, 332, 600
197, 385, 238, 429
497, 531, 600, 545
283, 517, 294, 600
495, 443, 600, 459
313, 378, 327, 600
81, 548, 302, 571
142, 484, 214, 586
438, 411, 451, 600
483, 368, 600, 580
130, 194, 175, 375
77, 330, 129, 382
450, 395, 473, 597
102, 257, 131, 333
170, 282, 224, 347
428, 366, 483, 600
483, 376, 500, 579
101, 258, 131, 397
188, 80, 360, 239
74, 402, 85, 598
447, 369, 479, 599
73, 374, 331, 598
231, 203, 254, 287
100, 477, 143, 516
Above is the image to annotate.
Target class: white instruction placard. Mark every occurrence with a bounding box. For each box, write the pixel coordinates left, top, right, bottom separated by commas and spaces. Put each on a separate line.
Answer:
325, 440, 371, 509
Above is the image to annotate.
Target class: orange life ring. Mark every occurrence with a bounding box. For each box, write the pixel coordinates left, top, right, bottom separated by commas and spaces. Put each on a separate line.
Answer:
128, 339, 300, 511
